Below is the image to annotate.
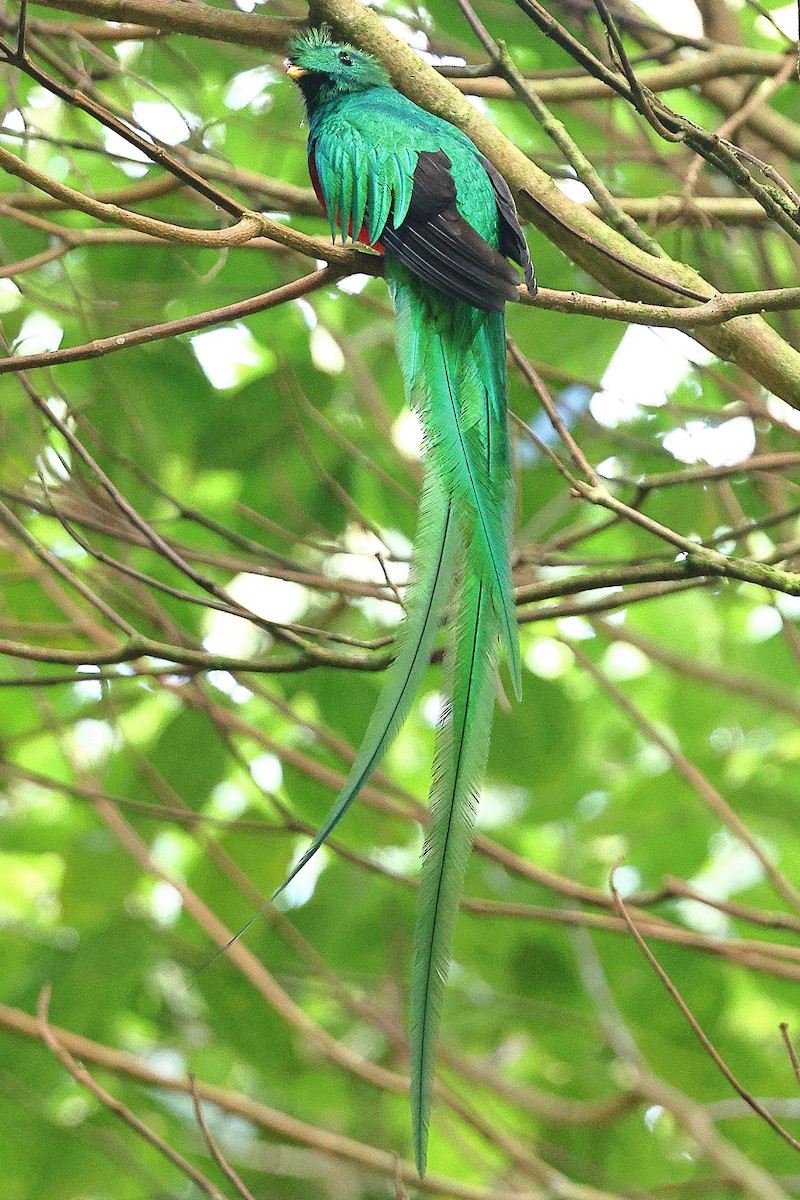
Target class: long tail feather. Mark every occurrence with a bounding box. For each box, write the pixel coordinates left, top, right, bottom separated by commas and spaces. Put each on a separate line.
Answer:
389, 265, 520, 698
409, 562, 499, 1175
266, 470, 459, 908
427, 337, 520, 697
388, 263, 519, 1176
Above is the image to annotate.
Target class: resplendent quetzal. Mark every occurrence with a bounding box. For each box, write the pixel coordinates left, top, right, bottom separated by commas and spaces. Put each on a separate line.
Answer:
284, 26, 536, 1175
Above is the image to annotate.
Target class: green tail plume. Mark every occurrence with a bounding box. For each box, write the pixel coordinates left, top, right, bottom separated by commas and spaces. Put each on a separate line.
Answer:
265, 469, 459, 909
238, 240, 518, 1186
202, 470, 461, 972
389, 262, 518, 1176
410, 561, 499, 1175
390, 263, 520, 700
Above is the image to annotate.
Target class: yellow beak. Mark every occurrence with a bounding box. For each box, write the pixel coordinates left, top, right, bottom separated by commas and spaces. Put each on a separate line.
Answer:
286, 64, 308, 79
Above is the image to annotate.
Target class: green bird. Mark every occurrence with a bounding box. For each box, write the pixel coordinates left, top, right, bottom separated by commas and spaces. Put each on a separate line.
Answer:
283, 26, 536, 1175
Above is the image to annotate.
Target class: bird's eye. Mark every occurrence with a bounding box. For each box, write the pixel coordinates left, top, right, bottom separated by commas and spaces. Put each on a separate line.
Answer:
338, 51, 353, 65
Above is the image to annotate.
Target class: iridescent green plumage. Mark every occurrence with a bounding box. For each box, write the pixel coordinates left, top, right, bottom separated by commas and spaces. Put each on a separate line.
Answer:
284, 28, 536, 1175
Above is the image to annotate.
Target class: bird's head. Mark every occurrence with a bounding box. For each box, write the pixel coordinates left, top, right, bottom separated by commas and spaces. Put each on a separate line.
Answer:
287, 27, 390, 111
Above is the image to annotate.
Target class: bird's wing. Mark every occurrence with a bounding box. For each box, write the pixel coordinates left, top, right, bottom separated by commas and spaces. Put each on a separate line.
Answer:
477, 152, 537, 297
380, 149, 521, 312
311, 120, 525, 311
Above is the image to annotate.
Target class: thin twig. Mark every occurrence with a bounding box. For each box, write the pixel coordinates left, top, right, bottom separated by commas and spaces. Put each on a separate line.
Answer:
780, 1025, 800, 1088
37, 988, 229, 1199
611, 877, 800, 1156
189, 1076, 257, 1200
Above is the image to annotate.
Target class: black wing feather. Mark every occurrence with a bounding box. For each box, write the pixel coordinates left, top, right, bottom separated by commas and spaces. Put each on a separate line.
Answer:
479, 154, 537, 297
381, 150, 527, 312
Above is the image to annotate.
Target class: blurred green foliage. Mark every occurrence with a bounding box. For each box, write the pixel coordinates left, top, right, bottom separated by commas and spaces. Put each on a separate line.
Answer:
2, 0, 800, 1197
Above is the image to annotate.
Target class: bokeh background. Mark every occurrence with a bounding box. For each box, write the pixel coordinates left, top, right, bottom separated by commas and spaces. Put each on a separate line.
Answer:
3, 0, 800, 1196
